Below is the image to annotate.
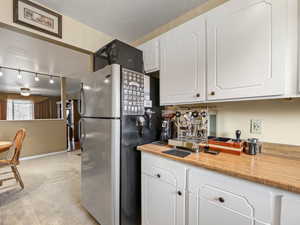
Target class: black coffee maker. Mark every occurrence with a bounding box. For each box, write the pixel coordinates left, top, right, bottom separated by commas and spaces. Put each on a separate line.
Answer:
160, 113, 176, 143
161, 120, 172, 142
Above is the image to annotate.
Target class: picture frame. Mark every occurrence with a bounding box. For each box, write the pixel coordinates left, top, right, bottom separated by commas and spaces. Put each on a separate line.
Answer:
13, 0, 62, 38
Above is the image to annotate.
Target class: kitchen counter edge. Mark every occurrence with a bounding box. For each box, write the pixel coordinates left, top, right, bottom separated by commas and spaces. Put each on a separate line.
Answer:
137, 144, 300, 195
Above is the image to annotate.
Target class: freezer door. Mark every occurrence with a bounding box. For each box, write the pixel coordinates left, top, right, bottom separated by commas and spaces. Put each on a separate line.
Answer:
81, 118, 120, 225
80, 64, 121, 118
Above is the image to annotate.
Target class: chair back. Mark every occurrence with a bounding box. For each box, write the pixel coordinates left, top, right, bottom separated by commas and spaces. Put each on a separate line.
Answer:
10, 129, 26, 165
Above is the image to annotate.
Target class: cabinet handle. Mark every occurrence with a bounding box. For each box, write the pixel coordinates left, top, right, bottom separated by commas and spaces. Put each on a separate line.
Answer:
156, 174, 161, 178
177, 191, 182, 196
210, 91, 216, 96
218, 197, 225, 203
196, 93, 200, 98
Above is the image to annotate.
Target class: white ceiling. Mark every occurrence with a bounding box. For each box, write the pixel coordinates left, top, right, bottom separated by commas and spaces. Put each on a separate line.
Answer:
0, 27, 86, 96
33, 0, 209, 42
0, 27, 90, 79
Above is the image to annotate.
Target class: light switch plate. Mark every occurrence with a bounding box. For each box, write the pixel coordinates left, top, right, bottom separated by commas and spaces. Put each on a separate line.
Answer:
250, 119, 262, 134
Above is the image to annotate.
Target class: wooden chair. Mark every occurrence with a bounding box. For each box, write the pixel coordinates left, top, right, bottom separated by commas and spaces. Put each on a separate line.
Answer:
0, 129, 26, 189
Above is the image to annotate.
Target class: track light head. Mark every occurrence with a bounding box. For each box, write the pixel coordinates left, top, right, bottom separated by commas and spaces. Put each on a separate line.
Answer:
17, 70, 22, 79
49, 76, 54, 84
35, 73, 40, 82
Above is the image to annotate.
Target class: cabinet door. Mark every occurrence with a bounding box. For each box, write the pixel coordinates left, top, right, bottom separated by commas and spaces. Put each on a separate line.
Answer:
139, 38, 160, 73
207, 0, 287, 100
281, 195, 300, 225
142, 173, 185, 225
160, 16, 206, 105
299, 0, 300, 95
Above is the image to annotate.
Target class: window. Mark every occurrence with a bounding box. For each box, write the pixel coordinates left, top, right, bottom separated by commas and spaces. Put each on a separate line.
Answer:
7, 99, 34, 120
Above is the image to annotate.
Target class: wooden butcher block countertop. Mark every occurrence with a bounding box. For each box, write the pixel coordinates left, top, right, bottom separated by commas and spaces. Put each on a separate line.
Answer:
137, 144, 300, 194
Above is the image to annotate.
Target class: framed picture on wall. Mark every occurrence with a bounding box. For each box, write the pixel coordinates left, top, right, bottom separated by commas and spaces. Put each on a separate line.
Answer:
13, 0, 62, 38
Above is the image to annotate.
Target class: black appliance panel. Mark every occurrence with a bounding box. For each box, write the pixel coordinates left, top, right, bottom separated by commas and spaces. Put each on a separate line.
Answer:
120, 75, 161, 225
94, 40, 144, 73
122, 68, 145, 115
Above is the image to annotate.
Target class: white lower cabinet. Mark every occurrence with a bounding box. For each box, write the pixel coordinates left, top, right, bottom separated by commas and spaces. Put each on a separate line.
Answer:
188, 168, 272, 225
142, 174, 184, 225
141, 152, 300, 225
191, 196, 262, 225
281, 194, 300, 225
141, 153, 186, 225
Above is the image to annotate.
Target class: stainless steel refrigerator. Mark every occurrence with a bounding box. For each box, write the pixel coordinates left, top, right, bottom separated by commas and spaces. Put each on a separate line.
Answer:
80, 41, 161, 225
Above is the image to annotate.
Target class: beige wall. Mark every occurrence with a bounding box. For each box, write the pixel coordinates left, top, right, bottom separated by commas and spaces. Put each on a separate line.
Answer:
0, 119, 67, 157
0, 0, 113, 53
168, 98, 300, 146
211, 99, 300, 146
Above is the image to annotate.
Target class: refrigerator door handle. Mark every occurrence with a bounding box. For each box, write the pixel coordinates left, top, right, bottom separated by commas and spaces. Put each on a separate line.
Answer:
79, 84, 86, 116
79, 119, 87, 148
83, 120, 87, 144
79, 119, 83, 147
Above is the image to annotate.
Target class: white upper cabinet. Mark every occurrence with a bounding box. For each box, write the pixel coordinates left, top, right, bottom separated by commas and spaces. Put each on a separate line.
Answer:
138, 38, 160, 73
299, 0, 300, 94
206, 0, 287, 100
160, 16, 206, 105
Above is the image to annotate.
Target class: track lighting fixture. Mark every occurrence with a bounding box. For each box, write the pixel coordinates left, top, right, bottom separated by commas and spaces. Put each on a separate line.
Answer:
0, 65, 60, 81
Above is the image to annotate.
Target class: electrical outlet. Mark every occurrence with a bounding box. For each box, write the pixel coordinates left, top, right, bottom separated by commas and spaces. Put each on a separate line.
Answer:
250, 119, 262, 134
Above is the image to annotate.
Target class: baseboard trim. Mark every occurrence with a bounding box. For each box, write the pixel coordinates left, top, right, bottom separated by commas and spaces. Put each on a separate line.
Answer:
20, 150, 68, 161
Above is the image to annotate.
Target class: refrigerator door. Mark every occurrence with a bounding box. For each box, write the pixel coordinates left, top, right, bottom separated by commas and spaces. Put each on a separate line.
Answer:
81, 118, 120, 225
120, 115, 142, 225
80, 64, 120, 118
120, 114, 161, 225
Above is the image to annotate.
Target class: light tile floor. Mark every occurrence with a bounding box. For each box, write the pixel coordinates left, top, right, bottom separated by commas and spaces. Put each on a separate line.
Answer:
0, 151, 99, 225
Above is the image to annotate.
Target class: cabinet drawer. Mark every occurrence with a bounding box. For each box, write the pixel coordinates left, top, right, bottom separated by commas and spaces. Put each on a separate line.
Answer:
142, 152, 186, 188
149, 167, 177, 186
188, 167, 274, 223
200, 185, 253, 217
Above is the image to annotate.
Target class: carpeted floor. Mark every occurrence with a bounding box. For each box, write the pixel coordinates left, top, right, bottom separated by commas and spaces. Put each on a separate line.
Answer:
0, 151, 99, 225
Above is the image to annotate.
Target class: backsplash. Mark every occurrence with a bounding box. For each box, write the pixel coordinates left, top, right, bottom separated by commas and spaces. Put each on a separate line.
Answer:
165, 98, 300, 146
